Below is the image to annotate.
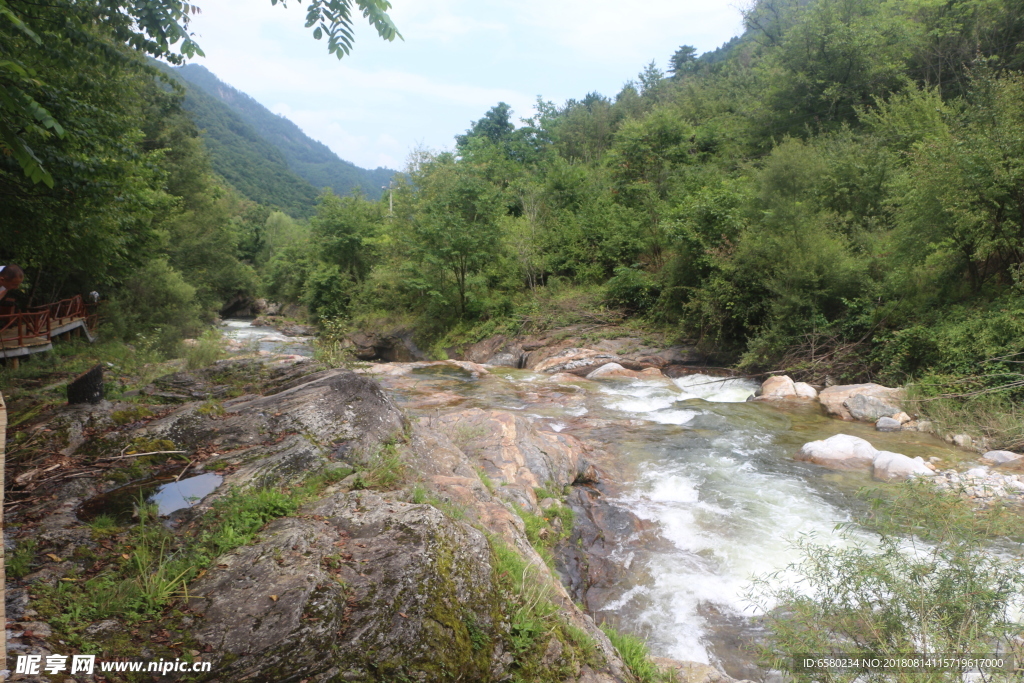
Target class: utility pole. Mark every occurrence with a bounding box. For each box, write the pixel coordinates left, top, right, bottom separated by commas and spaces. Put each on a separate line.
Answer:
382, 181, 394, 217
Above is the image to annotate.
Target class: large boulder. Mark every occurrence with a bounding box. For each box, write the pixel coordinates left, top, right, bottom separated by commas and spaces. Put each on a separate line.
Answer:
794, 382, 818, 399
982, 450, 1023, 465
795, 434, 878, 470
818, 383, 905, 421
759, 375, 796, 398
142, 368, 407, 490
754, 375, 817, 401
872, 451, 935, 481
188, 491, 511, 681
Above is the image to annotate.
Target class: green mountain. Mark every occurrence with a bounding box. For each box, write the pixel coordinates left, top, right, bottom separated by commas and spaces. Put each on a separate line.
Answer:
157, 63, 321, 217
173, 64, 394, 201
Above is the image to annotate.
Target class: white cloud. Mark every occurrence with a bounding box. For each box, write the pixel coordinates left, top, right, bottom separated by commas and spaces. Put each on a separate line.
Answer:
181, 0, 743, 171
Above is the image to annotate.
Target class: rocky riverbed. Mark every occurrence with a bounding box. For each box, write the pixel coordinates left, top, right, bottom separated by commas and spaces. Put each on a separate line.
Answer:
5, 330, 1019, 683
3, 357, 641, 682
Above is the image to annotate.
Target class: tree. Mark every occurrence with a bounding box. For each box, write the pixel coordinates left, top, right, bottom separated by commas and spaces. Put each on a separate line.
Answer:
410, 154, 502, 318
669, 45, 698, 77
0, 0, 401, 185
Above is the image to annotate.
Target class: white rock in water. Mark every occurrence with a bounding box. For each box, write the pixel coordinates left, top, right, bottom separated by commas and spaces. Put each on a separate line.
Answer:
873, 451, 935, 482
585, 362, 640, 379
796, 434, 878, 471
793, 382, 818, 399
760, 375, 797, 398
982, 450, 1022, 465
894, 412, 912, 424
875, 416, 902, 432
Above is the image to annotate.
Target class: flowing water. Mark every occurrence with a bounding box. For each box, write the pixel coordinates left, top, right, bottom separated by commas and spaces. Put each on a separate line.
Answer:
215, 322, 977, 674
377, 365, 976, 676
219, 318, 314, 356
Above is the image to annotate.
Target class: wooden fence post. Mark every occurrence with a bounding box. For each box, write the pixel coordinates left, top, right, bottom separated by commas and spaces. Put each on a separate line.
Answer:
1, 390, 8, 676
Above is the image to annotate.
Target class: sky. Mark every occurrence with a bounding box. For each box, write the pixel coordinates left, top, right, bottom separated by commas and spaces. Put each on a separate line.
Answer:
182, 0, 746, 171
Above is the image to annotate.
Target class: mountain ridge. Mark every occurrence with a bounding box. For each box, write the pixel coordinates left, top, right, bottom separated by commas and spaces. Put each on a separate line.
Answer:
174, 64, 394, 201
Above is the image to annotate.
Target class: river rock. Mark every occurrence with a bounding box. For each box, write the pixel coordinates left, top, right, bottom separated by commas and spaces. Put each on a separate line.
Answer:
875, 416, 902, 432
650, 658, 745, 683
982, 450, 1023, 465
796, 434, 879, 470
586, 363, 640, 380
533, 348, 624, 375
894, 412, 912, 424
951, 433, 974, 449
435, 408, 591, 505
188, 491, 512, 681
759, 375, 796, 398
872, 451, 935, 481
818, 383, 905, 421
754, 375, 817, 401
845, 393, 902, 421
794, 382, 817, 399
142, 368, 406, 491
902, 419, 933, 433
444, 359, 490, 377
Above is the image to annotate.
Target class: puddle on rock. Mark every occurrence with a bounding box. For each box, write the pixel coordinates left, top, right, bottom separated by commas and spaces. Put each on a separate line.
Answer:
79, 472, 223, 523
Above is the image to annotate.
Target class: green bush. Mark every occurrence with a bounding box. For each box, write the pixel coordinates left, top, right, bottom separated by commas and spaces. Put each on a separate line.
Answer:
605, 266, 659, 313
185, 328, 226, 370
104, 258, 203, 353
750, 482, 1024, 680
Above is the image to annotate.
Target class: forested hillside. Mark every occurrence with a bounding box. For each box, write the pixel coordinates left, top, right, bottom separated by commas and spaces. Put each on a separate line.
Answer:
173, 64, 395, 201
3, 0, 1023, 443
157, 63, 321, 217
265, 0, 1024, 443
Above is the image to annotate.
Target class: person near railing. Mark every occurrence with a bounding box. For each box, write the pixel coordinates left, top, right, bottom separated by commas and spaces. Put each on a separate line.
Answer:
0, 265, 23, 316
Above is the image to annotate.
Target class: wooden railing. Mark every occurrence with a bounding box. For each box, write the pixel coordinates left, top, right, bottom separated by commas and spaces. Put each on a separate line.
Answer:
0, 310, 51, 348
31, 294, 86, 326
0, 295, 96, 354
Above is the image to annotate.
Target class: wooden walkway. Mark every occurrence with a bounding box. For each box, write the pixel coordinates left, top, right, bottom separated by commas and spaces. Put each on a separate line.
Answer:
0, 295, 97, 367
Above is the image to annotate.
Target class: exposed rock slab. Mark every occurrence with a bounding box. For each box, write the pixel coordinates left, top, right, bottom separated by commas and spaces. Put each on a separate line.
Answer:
189, 491, 509, 682
534, 348, 626, 376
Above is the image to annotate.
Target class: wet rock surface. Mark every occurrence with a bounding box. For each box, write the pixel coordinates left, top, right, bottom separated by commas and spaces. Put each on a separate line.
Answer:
189, 491, 508, 682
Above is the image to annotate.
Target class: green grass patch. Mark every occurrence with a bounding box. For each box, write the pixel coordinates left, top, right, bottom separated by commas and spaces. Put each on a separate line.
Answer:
489, 535, 604, 681
601, 624, 675, 683
111, 406, 155, 425
34, 466, 353, 644
354, 441, 407, 490
409, 484, 467, 520
513, 501, 574, 569
7, 538, 38, 580
197, 399, 226, 417
184, 329, 226, 370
